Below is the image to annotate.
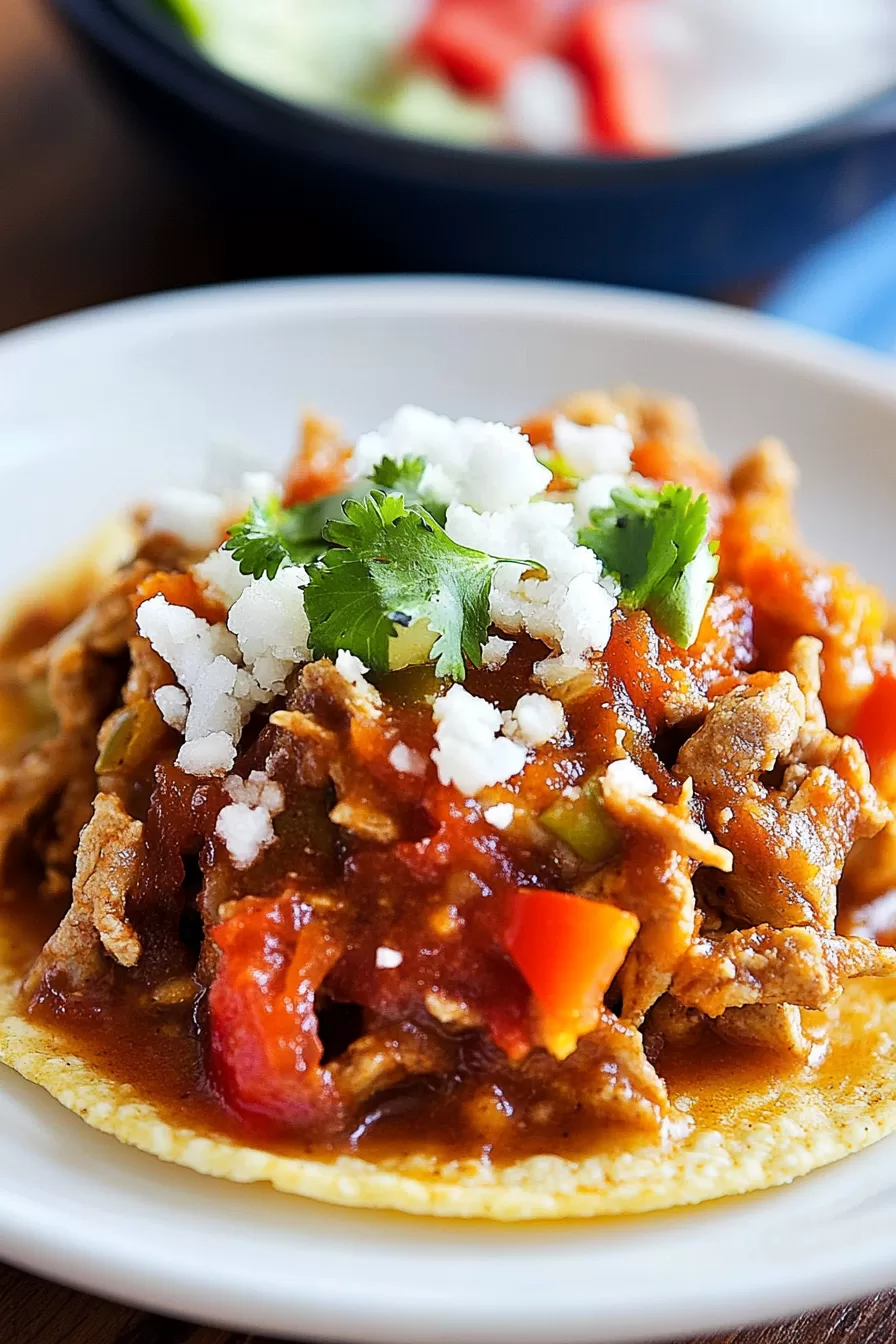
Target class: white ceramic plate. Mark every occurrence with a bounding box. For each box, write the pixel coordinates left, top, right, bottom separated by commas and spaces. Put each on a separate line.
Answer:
0, 277, 895, 1343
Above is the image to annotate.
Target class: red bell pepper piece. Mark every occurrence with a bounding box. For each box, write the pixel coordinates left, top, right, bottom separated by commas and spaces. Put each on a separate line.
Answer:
209, 893, 343, 1131
282, 413, 351, 508
504, 887, 639, 1058
853, 668, 896, 783
413, 0, 555, 97
566, 0, 663, 154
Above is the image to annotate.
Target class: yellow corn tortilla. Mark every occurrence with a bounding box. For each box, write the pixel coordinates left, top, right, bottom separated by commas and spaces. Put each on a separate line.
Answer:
1, 916, 895, 1221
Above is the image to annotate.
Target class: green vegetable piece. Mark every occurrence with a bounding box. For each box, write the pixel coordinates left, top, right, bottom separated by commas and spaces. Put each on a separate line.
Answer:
578, 483, 718, 648
304, 491, 517, 681
539, 777, 619, 867
224, 495, 333, 579
157, 0, 205, 39
96, 701, 164, 774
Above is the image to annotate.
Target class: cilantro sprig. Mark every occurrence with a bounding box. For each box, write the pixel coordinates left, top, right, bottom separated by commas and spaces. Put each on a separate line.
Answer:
370, 455, 448, 525
304, 492, 518, 680
224, 495, 333, 578
579, 483, 718, 647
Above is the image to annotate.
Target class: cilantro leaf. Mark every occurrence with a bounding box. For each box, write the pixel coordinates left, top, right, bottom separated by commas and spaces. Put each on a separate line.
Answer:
224, 495, 331, 579
370, 455, 448, 525
304, 492, 509, 679
579, 483, 718, 647
370, 455, 426, 494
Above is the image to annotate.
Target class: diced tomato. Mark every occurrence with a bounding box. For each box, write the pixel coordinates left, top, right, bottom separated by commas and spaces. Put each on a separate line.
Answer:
413, 0, 554, 96
504, 887, 638, 1059
134, 570, 226, 626
282, 413, 351, 507
209, 893, 343, 1131
566, 1, 663, 154
852, 668, 896, 783
630, 435, 726, 499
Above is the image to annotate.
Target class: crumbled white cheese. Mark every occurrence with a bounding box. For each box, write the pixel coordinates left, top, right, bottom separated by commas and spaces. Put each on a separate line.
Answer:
481, 634, 514, 669
147, 488, 228, 552
194, 545, 254, 608
553, 416, 633, 477
153, 684, 188, 732
241, 470, 282, 504
353, 405, 551, 512
227, 564, 311, 695
502, 55, 586, 152
446, 500, 617, 673
215, 802, 276, 869
573, 472, 628, 526
136, 594, 261, 776
502, 693, 566, 748
335, 649, 370, 689
573, 469, 653, 527
375, 946, 403, 969
431, 685, 527, 798
216, 768, 286, 869
177, 732, 236, 777
604, 757, 657, 798
225, 769, 285, 813
388, 743, 426, 775
483, 802, 514, 830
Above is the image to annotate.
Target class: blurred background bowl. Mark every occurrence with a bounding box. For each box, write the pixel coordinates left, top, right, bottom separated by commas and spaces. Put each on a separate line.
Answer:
52, 0, 896, 295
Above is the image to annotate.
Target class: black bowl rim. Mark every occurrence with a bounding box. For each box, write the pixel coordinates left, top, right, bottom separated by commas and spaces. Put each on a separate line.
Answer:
55, 0, 896, 186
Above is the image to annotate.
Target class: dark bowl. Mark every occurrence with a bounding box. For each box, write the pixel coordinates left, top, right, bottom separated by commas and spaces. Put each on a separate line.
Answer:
53, 0, 896, 294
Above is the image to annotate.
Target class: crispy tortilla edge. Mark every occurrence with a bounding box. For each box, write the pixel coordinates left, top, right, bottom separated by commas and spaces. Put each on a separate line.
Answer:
1, 955, 895, 1220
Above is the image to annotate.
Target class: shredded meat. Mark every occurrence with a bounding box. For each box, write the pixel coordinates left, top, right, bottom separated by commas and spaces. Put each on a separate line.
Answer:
0, 562, 151, 895
6, 389, 896, 1155
25, 793, 143, 994
578, 846, 697, 1027
329, 1024, 450, 1106
601, 769, 732, 872
677, 664, 887, 931
272, 660, 400, 844
672, 924, 896, 1017
575, 770, 730, 1027
124, 635, 173, 704
710, 1003, 812, 1059
519, 1010, 671, 1131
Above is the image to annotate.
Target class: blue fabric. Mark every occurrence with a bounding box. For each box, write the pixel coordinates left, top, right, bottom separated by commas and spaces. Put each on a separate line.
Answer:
764, 193, 896, 353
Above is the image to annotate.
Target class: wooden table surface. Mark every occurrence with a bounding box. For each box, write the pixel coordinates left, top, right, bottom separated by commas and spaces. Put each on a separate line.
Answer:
0, 2, 892, 1341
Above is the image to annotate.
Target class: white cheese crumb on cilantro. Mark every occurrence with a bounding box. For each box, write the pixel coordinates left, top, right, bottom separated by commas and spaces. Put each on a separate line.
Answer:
502, 693, 566, 748
431, 684, 527, 798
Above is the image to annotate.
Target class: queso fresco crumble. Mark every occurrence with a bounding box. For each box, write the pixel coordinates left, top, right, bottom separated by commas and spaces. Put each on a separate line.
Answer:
136, 403, 692, 869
